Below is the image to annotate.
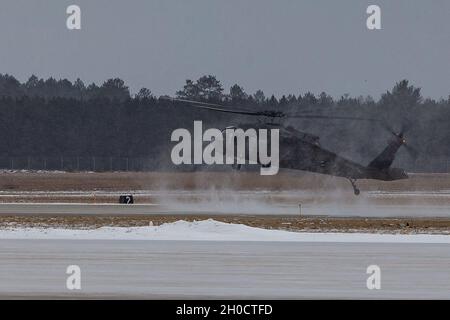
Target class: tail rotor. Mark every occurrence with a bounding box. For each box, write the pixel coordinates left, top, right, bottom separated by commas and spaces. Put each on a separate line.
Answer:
381, 120, 419, 160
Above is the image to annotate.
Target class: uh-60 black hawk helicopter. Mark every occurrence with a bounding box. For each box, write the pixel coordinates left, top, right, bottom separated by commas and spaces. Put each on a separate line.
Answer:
166, 97, 418, 195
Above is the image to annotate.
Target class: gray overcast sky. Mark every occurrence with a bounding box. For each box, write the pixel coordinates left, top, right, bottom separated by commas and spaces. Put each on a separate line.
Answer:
0, 0, 449, 99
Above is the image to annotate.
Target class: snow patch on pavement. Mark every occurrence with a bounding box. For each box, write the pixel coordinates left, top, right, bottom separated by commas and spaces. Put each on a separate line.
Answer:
1, 219, 450, 243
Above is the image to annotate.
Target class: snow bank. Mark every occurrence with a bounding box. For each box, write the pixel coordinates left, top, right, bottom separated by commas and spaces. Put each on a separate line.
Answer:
1, 219, 450, 243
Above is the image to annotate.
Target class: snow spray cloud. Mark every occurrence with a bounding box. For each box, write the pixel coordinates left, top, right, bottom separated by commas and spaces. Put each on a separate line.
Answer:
170, 121, 279, 175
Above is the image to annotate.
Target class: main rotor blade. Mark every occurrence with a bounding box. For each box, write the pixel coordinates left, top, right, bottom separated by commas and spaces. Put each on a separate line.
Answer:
164, 97, 386, 122
287, 114, 384, 122
163, 97, 264, 116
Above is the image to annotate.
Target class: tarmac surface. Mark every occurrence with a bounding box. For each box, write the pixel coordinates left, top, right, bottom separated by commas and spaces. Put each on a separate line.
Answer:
0, 200, 448, 217
1, 240, 449, 299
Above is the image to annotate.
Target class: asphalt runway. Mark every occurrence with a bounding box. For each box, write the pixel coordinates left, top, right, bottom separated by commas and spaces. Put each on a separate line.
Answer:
0, 203, 163, 216
1, 187, 450, 217
0, 202, 448, 217
1, 240, 449, 299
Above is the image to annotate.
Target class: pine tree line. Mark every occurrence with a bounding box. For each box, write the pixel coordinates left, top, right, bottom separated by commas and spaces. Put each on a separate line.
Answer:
0, 74, 449, 172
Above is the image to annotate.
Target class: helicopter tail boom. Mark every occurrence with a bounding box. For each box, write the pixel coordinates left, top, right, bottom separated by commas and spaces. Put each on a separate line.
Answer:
367, 134, 405, 170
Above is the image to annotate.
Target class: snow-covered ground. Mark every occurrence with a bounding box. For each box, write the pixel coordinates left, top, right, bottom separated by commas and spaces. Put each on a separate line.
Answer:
1, 219, 450, 243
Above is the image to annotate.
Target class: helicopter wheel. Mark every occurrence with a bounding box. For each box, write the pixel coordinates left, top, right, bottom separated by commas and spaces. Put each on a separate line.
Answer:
348, 178, 360, 196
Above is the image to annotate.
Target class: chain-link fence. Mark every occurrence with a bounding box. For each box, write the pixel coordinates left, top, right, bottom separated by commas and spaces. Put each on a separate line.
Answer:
406, 158, 450, 173
0, 156, 449, 173
0, 156, 162, 172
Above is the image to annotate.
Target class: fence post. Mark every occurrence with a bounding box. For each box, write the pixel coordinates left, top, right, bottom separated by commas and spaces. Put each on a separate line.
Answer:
92, 156, 96, 171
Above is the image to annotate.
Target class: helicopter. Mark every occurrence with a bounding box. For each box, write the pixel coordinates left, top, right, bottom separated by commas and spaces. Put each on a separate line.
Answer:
164, 97, 417, 195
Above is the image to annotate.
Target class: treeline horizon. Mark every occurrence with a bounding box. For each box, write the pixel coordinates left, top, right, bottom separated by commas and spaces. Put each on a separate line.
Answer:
1, 73, 449, 104
0, 73, 449, 172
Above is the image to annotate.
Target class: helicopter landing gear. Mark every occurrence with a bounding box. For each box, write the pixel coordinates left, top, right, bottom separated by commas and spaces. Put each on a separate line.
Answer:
348, 178, 360, 195
231, 163, 242, 170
